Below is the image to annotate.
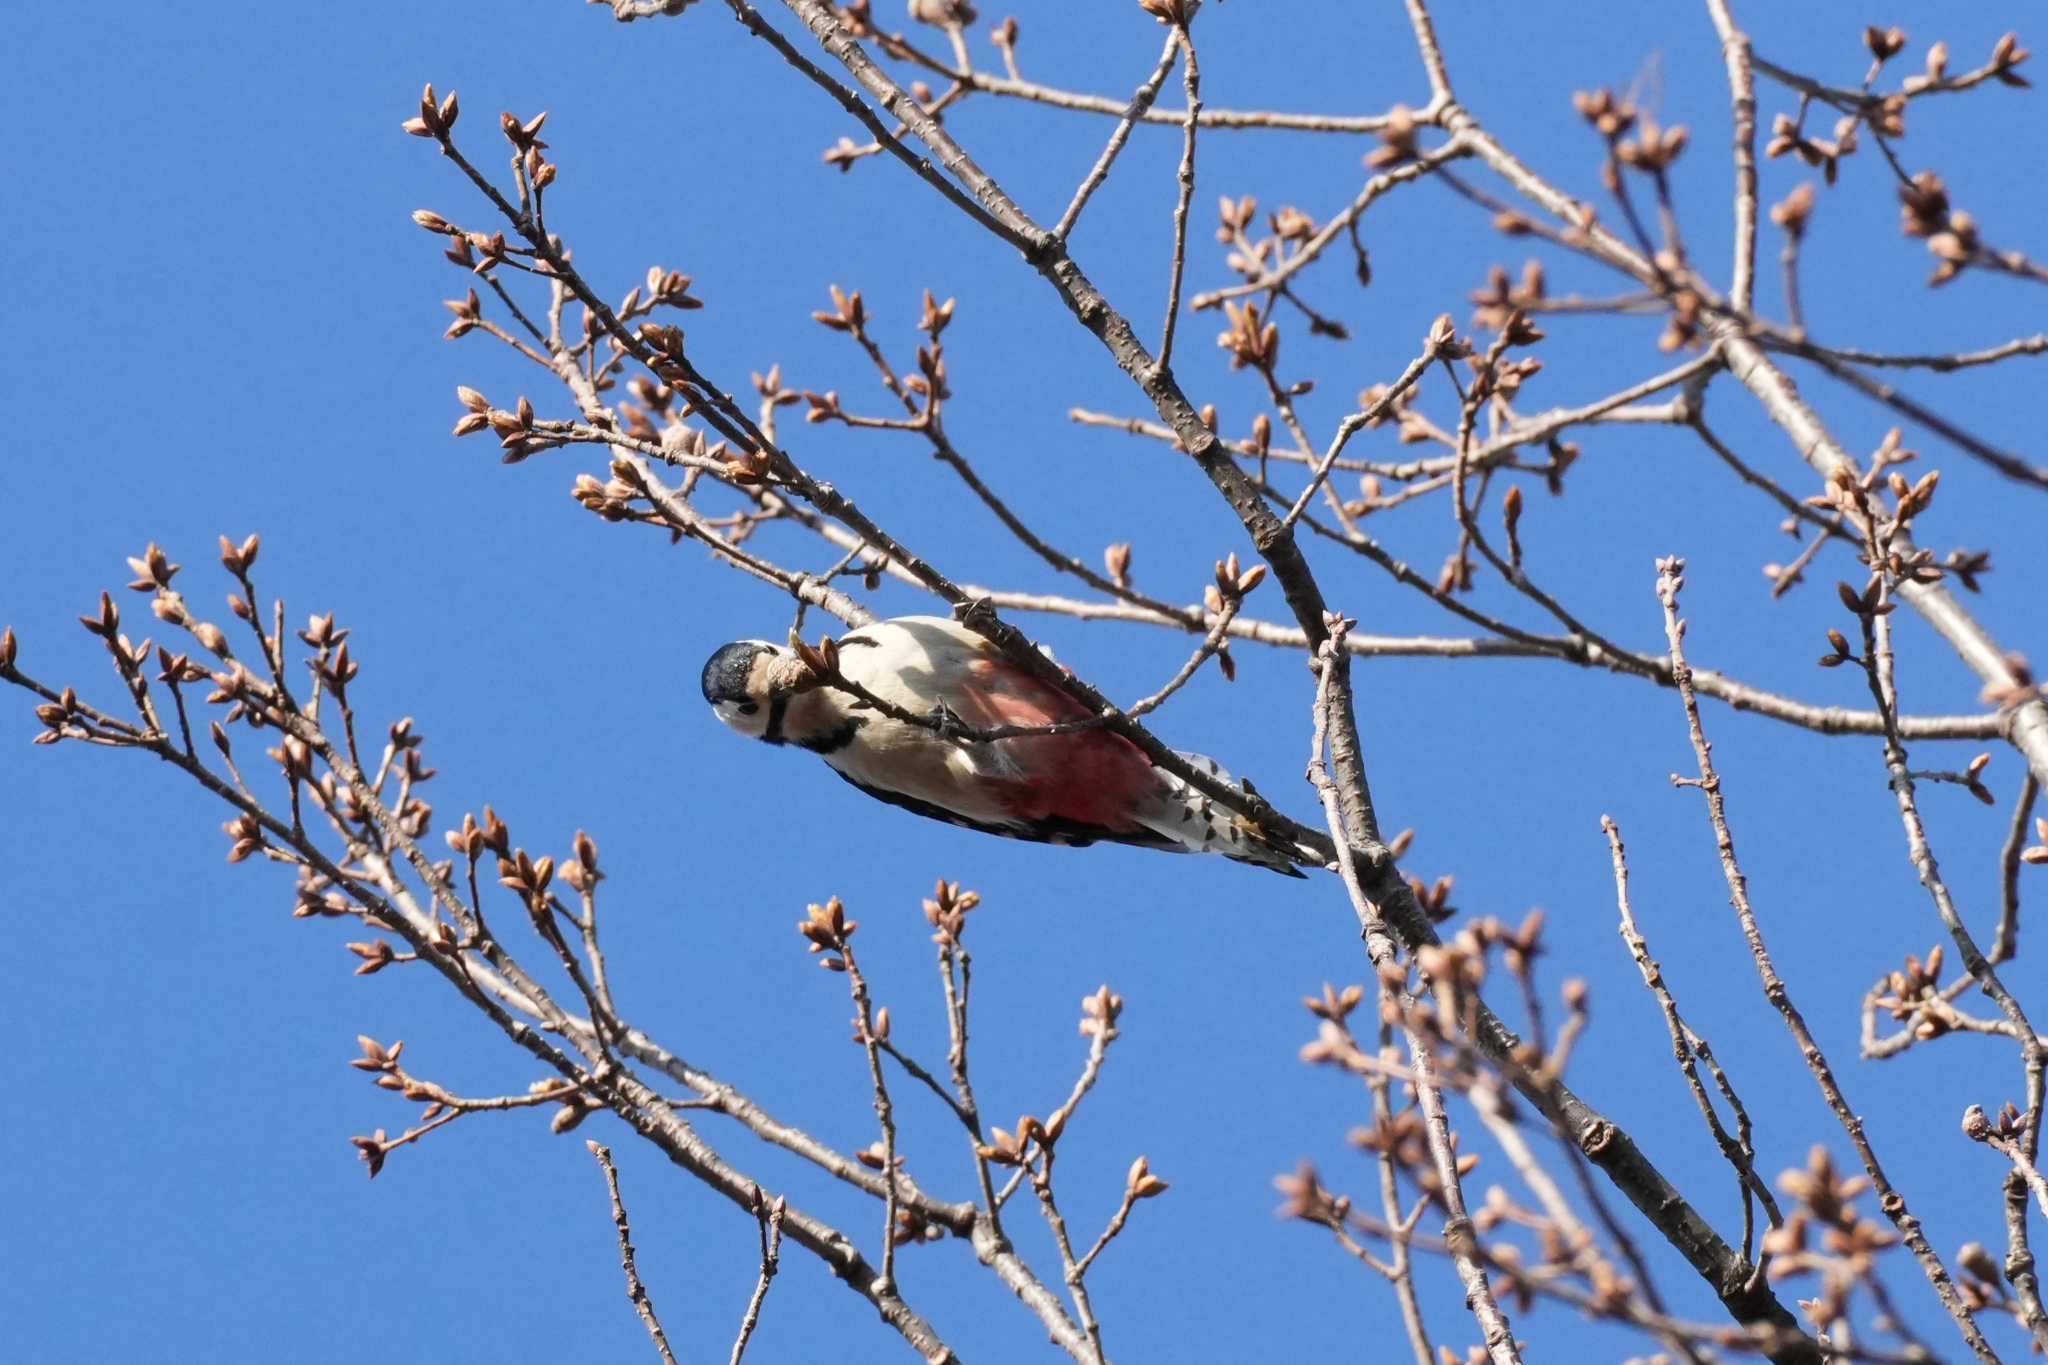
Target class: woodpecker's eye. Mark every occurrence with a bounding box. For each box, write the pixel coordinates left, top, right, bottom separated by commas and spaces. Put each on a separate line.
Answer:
736, 702, 760, 715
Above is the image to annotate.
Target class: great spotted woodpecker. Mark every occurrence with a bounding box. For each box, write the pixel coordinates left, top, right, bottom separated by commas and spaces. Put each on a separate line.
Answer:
701, 615, 1310, 875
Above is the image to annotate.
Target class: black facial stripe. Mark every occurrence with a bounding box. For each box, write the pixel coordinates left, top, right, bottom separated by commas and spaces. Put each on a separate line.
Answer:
702, 641, 771, 705
762, 696, 790, 745
796, 715, 866, 754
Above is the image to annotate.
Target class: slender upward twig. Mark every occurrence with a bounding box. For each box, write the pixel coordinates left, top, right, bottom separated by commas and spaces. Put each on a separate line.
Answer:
1604, 815, 1779, 1264
1155, 24, 1198, 373
1053, 32, 1179, 241
730, 1195, 787, 1365
589, 1142, 682, 1365
1656, 558, 1996, 1363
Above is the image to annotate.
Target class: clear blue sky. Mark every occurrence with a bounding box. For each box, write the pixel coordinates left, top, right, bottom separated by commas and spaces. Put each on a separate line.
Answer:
5, 2, 2044, 1360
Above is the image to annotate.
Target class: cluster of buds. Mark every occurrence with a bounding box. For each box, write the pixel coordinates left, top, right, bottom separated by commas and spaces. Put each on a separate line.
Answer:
402, 83, 460, 140
125, 542, 182, 593
906, 0, 975, 27
1269, 205, 1315, 243
348, 1129, 394, 1178
1896, 172, 1985, 285
1366, 105, 1420, 171
1769, 182, 1817, 238
571, 463, 645, 524
560, 829, 604, 895
1135, 0, 1197, 27
344, 937, 403, 976
977, 1110, 1063, 1167
1615, 113, 1689, 174
909, 333, 949, 403
1941, 548, 1991, 593
1217, 300, 1280, 372
1464, 311, 1544, 404
988, 15, 1017, 61
514, 135, 558, 199
1982, 654, 2037, 711
1657, 288, 1702, 352
922, 879, 979, 948
1870, 943, 1989, 1041
222, 811, 267, 865
499, 109, 549, 155
451, 386, 548, 463
447, 807, 515, 864
1406, 872, 1457, 924
1864, 25, 1908, 66
1763, 1145, 1898, 1332
1955, 1239, 2016, 1316
917, 288, 957, 339
1571, 88, 1637, 141
447, 228, 513, 278
442, 287, 482, 340
1804, 432, 1939, 546
1975, 31, 2032, 88
634, 373, 687, 433
1833, 575, 1897, 624
297, 610, 349, 654
802, 389, 845, 425
1125, 1154, 1170, 1201
798, 895, 858, 971
810, 283, 868, 334
74, 591, 160, 699
1961, 1100, 2027, 1147
1347, 385, 1423, 457
1358, 1107, 1481, 1204
1102, 542, 1133, 589
1921, 215, 1979, 288
411, 210, 492, 276
1216, 194, 1258, 246
1203, 551, 1268, 617
1274, 1160, 1350, 1225
1469, 262, 1547, 333
497, 847, 557, 916
1079, 984, 1123, 1041
1423, 312, 1471, 363
1303, 981, 1365, 1025
293, 866, 354, 920
311, 633, 361, 700
822, 135, 870, 173
1765, 111, 1859, 185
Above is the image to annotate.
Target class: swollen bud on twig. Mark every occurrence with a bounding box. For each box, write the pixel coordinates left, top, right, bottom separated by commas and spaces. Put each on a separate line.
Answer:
1502, 485, 1525, 570
1126, 1154, 1170, 1198
1103, 542, 1133, 588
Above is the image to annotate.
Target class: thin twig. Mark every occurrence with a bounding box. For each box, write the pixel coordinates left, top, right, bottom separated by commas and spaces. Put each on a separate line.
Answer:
1155, 25, 1198, 373
1053, 33, 1180, 240
730, 1194, 787, 1365
1656, 557, 1996, 1362
589, 1142, 682, 1365
1605, 814, 1780, 1264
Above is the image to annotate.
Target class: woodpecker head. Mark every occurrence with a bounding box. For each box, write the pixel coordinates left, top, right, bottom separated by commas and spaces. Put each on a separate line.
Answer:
700, 639, 784, 740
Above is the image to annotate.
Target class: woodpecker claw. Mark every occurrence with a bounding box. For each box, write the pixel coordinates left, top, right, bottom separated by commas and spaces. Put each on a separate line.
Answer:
928, 700, 971, 740
951, 596, 998, 630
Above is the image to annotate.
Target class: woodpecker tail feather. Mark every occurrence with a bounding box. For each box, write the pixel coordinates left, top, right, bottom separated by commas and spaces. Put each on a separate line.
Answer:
1136, 751, 1315, 877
